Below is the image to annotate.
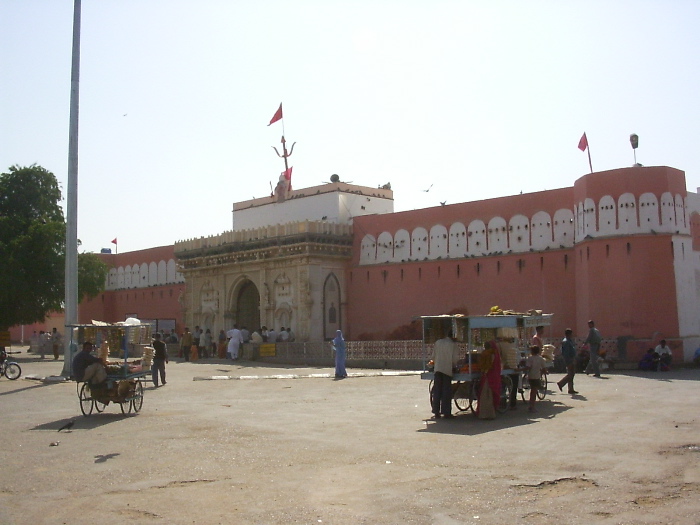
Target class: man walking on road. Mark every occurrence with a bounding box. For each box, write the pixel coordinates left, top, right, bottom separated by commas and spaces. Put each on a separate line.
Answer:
557, 328, 578, 394
584, 320, 602, 377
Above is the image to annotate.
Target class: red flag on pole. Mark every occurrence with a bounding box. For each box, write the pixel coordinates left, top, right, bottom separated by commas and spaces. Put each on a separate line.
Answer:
578, 132, 593, 173
578, 132, 588, 151
283, 166, 293, 191
268, 103, 283, 126
111, 238, 117, 245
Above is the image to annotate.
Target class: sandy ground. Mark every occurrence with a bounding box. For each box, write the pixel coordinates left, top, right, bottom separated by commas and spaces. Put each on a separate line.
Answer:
0, 350, 699, 525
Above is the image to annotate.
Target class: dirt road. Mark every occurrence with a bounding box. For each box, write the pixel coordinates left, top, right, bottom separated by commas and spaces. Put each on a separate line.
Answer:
1, 353, 698, 524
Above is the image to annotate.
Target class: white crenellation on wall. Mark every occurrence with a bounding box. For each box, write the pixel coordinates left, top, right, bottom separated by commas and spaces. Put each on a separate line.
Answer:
106, 258, 185, 290
359, 193, 690, 265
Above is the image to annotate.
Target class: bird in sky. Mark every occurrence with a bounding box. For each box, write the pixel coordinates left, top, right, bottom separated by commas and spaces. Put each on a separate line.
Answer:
440, 201, 446, 206
57, 420, 75, 432
423, 184, 433, 192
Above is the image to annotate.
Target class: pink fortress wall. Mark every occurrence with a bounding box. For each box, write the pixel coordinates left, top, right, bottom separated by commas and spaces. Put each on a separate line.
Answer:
347, 166, 692, 351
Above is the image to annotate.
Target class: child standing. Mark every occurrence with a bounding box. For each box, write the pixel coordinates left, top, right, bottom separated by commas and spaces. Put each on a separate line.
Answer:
525, 345, 547, 413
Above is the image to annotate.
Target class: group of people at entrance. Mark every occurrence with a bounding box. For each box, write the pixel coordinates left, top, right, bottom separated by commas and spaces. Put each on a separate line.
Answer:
430, 320, 609, 420
177, 325, 297, 361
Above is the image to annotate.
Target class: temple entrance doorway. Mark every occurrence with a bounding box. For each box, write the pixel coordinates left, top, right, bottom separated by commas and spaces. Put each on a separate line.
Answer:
237, 280, 260, 332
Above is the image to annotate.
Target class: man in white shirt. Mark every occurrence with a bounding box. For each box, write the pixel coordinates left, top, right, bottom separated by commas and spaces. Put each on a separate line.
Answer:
655, 339, 672, 370
226, 324, 244, 360
431, 331, 459, 419
278, 327, 289, 342
267, 328, 277, 343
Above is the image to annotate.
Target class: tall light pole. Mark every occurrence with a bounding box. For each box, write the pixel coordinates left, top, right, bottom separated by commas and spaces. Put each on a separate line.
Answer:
61, 0, 81, 377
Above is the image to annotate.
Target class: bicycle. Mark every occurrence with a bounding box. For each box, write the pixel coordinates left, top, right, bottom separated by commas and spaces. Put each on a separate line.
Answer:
0, 349, 22, 380
519, 370, 548, 402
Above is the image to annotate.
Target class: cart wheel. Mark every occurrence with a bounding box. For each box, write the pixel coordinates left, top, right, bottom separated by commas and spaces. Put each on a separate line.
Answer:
131, 380, 144, 412
453, 381, 471, 412
469, 379, 480, 414
4, 362, 21, 380
120, 400, 133, 414
520, 374, 529, 403
94, 397, 108, 413
79, 383, 94, 416
537, 374, 548, 400
497, 375, 513, 414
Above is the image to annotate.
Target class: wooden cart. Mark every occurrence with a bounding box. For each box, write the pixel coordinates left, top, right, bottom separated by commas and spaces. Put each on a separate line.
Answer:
420, 313, 553, 414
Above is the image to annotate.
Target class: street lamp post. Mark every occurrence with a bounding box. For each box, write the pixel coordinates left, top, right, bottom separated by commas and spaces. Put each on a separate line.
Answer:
61, 0, 81, 377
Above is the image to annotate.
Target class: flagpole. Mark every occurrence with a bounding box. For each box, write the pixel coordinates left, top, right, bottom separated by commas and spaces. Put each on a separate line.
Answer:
587, 145, 593, 173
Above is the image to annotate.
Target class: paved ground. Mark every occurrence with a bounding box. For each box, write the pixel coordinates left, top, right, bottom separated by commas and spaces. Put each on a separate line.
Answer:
1, 349, 699, 525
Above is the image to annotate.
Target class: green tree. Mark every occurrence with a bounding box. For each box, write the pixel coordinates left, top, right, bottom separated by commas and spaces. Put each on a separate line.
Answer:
78, 252, 109, 301
0, 165, 65, 330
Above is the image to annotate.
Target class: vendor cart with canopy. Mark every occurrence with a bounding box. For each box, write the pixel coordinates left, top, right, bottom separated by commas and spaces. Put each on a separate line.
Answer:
420, 312, 553, 414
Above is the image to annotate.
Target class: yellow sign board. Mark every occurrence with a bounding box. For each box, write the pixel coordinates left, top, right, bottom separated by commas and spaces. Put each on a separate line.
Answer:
259, 343, 276, 357
0, 331, 10, 347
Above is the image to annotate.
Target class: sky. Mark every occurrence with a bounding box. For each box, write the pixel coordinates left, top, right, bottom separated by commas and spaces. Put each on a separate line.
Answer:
2, 1, 700, 254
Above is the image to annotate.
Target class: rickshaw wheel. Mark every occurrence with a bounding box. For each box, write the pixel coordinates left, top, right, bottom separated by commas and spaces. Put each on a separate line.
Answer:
79, 383, 94, 416
120, 400, 133, 414
497, 375, 513, 413
131, 380, 144, 412
94, 397, 108, 412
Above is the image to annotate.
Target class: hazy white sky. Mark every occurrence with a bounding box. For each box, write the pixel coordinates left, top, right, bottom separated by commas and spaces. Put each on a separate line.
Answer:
2, 1, 699, 253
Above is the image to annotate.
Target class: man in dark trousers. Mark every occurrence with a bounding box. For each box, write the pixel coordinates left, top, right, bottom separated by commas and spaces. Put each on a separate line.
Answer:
431, 330, 459, 419
151, 333, 168, 387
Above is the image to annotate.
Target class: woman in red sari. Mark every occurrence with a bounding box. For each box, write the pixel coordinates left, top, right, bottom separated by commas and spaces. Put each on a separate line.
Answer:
477, 340, 502, 419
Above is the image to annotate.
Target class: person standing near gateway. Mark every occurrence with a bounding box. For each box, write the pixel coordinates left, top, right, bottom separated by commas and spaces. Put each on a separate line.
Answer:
332, 330, 347, 379
431, 331, 459, 419
557, 328, 578, 394
51, 327, 63, 360
151, 333, 168, 387
226, 324, 244, 360
180, 327, 193, 362
584, 320, 603, 377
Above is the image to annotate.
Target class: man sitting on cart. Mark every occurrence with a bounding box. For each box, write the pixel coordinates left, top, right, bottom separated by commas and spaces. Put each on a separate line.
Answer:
72, 341, 107, 385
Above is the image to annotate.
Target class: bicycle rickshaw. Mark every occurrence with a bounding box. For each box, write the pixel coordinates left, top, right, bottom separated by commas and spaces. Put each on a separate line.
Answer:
68, 321, 153, 416
421, 312, 553, 416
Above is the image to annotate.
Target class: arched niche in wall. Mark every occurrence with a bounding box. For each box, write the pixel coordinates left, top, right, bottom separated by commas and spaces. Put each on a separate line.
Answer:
575, 202, 585, 242
530, 211, 553, 251
377, 231, 393, 263
508, 214, 530, 253
157, 260, 167, 285
166, 259, 177, 283
108, 268, 117, 289
690, 211, 700, 251
140, 263, 148, 287
429, 224, 448, 260
598, 196, 617, 235
638, 193, 660, 231
553, 209, 574, 247
323, 273, 342, 340
675, 194, 687, 231
360, 234, 376, 264
448, 222, 467, 257
487, 217, 507, 253
117, 267, 125, 289
660, 192, 676, 232
583, 198, 597, 236
149, 262, 158, 286
467, 220, 487, 256
131, 265, 140, 289
393, 229, 410, 262
124, 265, 132, 288
411, 227, 429, 260
617, 193, 638, 234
